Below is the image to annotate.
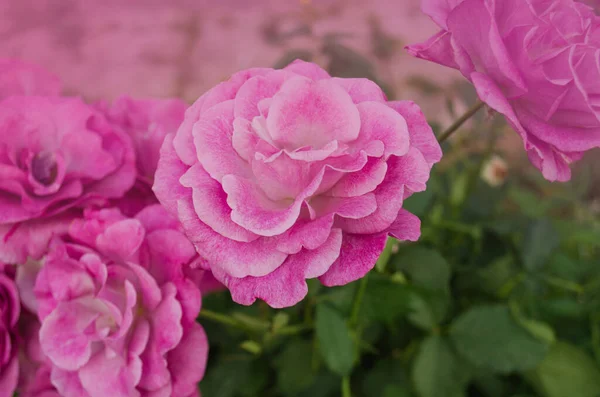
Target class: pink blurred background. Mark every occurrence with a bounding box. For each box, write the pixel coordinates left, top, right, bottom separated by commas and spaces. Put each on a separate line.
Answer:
0, 0, 461, 119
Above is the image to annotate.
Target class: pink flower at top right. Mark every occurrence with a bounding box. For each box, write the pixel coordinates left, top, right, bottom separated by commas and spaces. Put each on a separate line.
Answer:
407, 0, 600, 181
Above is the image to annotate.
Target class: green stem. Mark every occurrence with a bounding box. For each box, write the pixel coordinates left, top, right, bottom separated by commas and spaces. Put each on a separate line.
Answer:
342, 376, 352, 397
438, 100, 485, 143
276, 323, 312, 336
350, 274, 369, 327
199, 309, 241, 328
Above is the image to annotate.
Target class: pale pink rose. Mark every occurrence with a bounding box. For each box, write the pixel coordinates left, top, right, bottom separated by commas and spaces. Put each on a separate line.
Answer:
33, 205, 208, 397
0, 59, 61, 99
0, 263, 20, 397
0, 96, 136, 263
407, 0, 600, 182
154, 60, 441, 308
97, 96, 187, 216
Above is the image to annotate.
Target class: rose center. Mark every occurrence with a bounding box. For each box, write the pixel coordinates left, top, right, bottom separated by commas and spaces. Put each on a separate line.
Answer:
31, 153, 58, 186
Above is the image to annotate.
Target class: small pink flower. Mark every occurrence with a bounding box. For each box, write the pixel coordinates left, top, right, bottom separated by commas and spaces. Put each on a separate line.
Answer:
33, 205, 208, 397
154, 60, 441, 308
0, 263, 20, 397
0, 59, 61, 99
0, 96, 136, 263
407, 0, 600, 182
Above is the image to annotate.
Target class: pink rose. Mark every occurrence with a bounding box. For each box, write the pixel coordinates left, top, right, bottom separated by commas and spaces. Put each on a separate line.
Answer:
100, 96, 187, 183
33, 205, 208, 397
407, 0, 600, 181
0, 263, 20, 397
97, 96, 187, 217
153, 60, 441, 308
0, 59, 61, 99
0, 96, 136, 263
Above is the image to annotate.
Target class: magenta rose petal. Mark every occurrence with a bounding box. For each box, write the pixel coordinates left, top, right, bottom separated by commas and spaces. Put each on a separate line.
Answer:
266, 77, 361, 150
319, 233, 388, 287
274, 214, 336, 254
332, 77, 387, 104
167, 323, 209, 397
177, 196, 287, 278
387, 209, 422, 242
226, 228, 343, 308
153, 135, 193, 217
39, 301, 97, 371
355, 101, 411, 157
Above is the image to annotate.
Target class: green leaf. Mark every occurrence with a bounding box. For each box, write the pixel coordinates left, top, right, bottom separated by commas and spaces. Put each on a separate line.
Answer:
315, 303, 355, 376
392, 247, 451, 292
296, 373, 341, 397
407, 293, 439, 331
201, 356, 267, 397
383, 385, 413, 397
477, 255, 517, 296
449, 305, 549, 373
360, 273, 411, 324
412, 335, 470, 397
275, 340, 316, 395
509, 302, 556, 345
361, 358, 410, 397
393, 247, 451, 329
522, 219, 560, 271
526, 342, 600, 397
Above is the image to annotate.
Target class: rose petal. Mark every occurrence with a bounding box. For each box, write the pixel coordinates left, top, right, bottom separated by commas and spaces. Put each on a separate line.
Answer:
224, 228, 342, 307
266, 77, 360, 150
319, 233, 388, 286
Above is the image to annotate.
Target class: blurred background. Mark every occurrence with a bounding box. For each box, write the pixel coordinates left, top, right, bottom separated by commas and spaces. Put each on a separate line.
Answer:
3, 1, 600, 397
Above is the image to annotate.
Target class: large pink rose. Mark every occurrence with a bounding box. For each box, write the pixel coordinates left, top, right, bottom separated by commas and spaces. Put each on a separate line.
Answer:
33, 205, 208, 397
408, 0, 600, 182
0, 59, 61, 99
98, 96, 187, 216
0, 96, 136, 263
153, 60, 441, 308
0, 263, 20, 397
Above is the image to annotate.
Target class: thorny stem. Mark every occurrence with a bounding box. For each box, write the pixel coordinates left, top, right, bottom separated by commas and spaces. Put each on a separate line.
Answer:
438, 100, 485, 143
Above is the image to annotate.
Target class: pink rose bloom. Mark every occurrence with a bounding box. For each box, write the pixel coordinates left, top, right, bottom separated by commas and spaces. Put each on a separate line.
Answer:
98, 96, 187, 216
0, 96, 136, 263
0, 263, 20, 397
154, 60, 441, 308
33, 205, 208, 397
407, 0, 600, 182
0, 59, 61, 99
100, 96, 187, 183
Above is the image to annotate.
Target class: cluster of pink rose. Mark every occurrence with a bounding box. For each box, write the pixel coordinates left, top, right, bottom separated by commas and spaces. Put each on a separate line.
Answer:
0, 60, 211, 397
1, 0, 599, 395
